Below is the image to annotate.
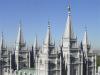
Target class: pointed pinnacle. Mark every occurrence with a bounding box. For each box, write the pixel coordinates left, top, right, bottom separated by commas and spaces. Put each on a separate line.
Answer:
48, 21, 50, 29
68, 0, 71, 14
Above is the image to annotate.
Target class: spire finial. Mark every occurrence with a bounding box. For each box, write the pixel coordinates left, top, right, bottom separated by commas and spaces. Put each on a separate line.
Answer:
19, 19, 22, 29
68, 0, 71, 14
48, 21, 50, 29
85, 25, 87, 32
1, 32, 3, 39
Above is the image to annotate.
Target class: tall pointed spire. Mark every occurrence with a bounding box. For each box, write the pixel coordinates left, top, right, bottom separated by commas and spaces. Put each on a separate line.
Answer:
63, 0, 74, 39
83, 27, 90, 55
16, 20, 25, 47
83, 31, 88, 45
34, 35, 38, 49
44, 21, 53, 46
0, 32, 5, 49
83, 27, 89, 46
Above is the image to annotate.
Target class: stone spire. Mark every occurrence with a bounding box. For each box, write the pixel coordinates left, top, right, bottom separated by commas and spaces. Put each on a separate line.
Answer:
83, 29, 90, 54
83, 31, 89, 47
34, 35, 40, 57
16, 21, 25, 48
34, 35, 38, 49
0, 32, 5, 49
15, 21, 27, 70
83, 30, 90, 53
44, 21, 53, 46
63, 2, 74, 39
0, 32, 6, 59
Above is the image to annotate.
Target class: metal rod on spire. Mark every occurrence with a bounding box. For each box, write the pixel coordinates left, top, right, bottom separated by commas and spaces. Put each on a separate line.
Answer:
85, 25, 87, 32
19, 19, 22, 29
48, 21, 51, 29
1, 32, 3, 39
68, 0, 71, 14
